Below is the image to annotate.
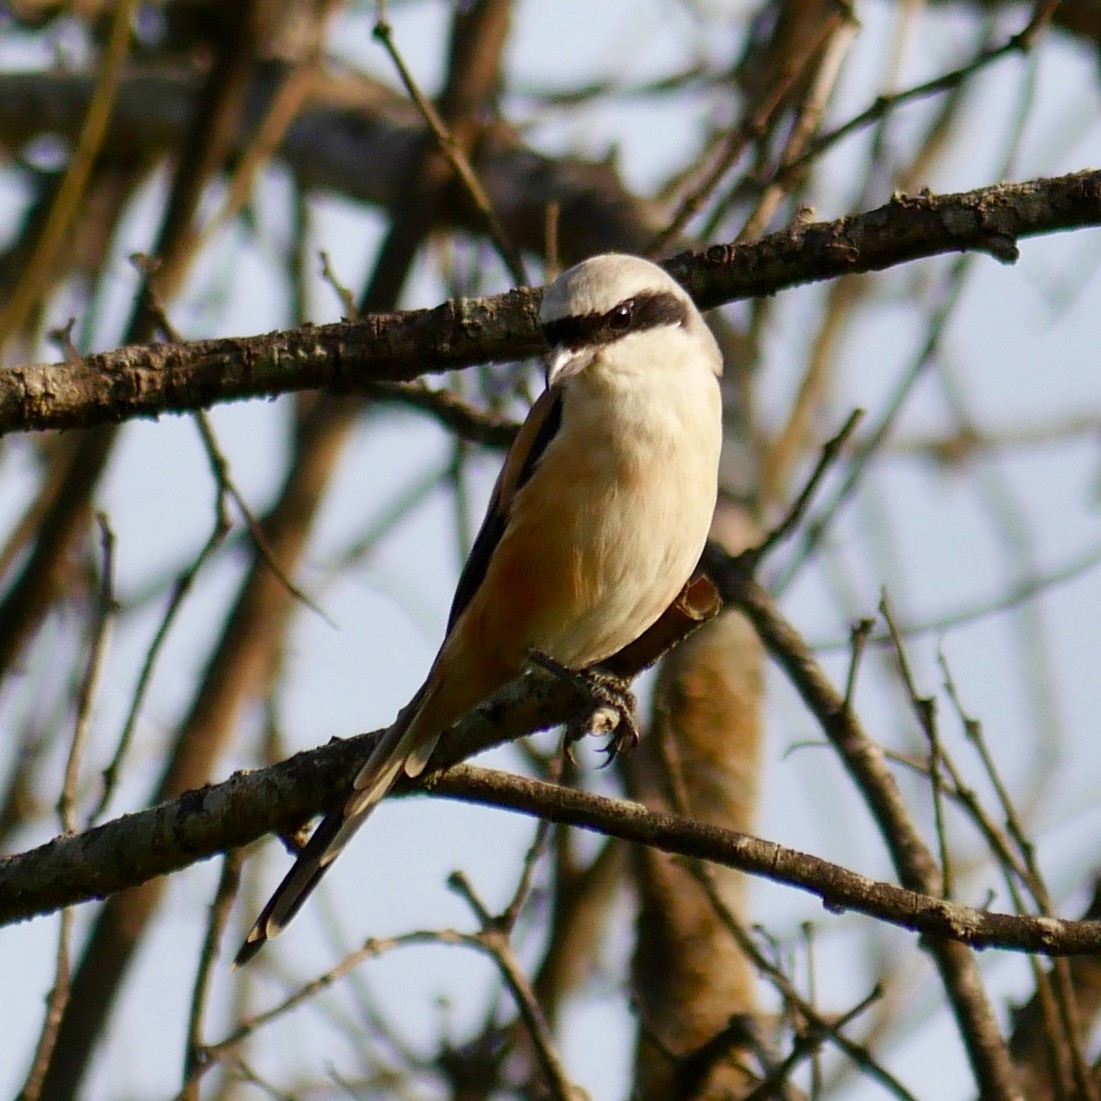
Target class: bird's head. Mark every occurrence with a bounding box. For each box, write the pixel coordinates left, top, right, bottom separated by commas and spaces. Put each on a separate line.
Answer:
537, 254, 722, 387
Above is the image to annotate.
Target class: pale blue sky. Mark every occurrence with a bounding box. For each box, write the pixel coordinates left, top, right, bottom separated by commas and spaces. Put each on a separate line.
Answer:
3, 2, 1101, 1098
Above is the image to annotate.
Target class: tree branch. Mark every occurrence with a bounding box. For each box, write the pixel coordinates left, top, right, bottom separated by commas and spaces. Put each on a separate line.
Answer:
0, 63, 667, 263
3, 168, 1099, 438
5, 742, 1101, 958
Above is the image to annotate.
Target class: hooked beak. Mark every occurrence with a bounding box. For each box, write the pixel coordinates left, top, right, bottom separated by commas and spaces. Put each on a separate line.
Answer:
544, 345, 592, 388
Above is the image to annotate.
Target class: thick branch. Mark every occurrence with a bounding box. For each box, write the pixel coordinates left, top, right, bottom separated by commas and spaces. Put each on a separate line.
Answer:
5, 740, 1101, 957
4, 561, 1099, 960
4, 169, 1100, 437
431, 768, 1101, 956
0, 669, 579, 924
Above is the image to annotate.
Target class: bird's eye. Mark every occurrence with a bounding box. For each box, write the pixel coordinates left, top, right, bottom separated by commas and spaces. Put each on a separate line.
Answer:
609, 300, 634, 331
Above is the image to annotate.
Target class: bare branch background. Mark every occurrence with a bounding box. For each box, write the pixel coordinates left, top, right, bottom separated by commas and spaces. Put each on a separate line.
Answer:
1, 2, 1100, 1100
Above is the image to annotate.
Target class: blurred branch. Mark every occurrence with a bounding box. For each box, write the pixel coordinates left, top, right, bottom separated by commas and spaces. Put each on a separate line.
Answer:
888, 414, 1101, 460
0, 0, 263, 697
1009, 881, 1101, 1100
93, 510, 228, 823
703, 553, 1022, 1100
369, 381, 519, 449
33, 5, 280, 1095
629, 500, 766, 1101
649, 8, 846, 253
61, 515, 116, 834
775, 0, 1062, 190
0, 62, 666, 264
4, 168, 1100, 436
733, 6, 858, 243
372, 6, 527, 285
448, 871, 581, 1101
0, 0, 138, 345
772, 249, 975, 593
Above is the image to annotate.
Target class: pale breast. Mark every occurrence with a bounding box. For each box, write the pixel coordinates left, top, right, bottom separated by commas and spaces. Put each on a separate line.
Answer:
505, 366, 721, 668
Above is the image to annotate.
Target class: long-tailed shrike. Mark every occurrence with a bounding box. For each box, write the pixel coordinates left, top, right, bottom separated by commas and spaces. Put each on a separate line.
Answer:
234, 253, 724, 966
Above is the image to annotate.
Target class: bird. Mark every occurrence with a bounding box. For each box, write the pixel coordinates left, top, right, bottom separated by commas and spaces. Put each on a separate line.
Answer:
234, 253, 724, 967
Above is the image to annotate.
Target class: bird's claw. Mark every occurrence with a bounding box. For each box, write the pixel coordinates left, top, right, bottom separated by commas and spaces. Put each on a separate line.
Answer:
532, 651, 639, 764
598, 702, 640, 765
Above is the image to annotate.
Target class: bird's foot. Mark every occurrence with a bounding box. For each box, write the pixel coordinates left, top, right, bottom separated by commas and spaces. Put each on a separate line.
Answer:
530, 651, 639, 765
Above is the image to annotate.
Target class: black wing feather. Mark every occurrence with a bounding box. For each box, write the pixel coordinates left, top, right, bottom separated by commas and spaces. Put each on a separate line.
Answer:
445, 389, 564, 632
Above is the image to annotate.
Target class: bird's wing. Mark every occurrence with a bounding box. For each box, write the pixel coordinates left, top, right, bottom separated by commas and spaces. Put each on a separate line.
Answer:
445, 385, 564, 632
235, 387, 567, 967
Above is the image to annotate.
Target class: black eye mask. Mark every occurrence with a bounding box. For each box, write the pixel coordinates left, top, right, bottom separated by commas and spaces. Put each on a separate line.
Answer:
541, 289, 689, 350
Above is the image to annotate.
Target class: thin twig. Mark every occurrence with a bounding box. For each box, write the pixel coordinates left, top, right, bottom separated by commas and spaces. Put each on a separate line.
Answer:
803, 921, 823, 1101
319, 250, 359, 321
811, 537, 1101, 650
738, 991, 882, 1101
749, 409, 862, 568
203, 930, 452, 1062
63, 514, 116, 833
681, 861, 920, 1101
773, 1, 1061, 192
940, 656, 1100, 1101
843, 617, 875, 710
372, 5, 527, 286
774, 252, 974, 594
449, 871, 581, 1101
94, 515, 228, 822
194, 411, 334, 626
17, 909, 73, 1101
679, 842, 906, 1098
499, 748, 563, 931
882, 746, 1035, 899
732, 10, 859, 244
703, 558, 1024, 1100
17, 514, 115, 1100
130, 259, 333, 624
649, 14, 845, 253
880, 592, 952, 899
181, 851, 244, 1101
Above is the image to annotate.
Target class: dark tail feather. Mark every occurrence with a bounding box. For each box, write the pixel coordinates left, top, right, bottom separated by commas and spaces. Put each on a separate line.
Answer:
232, 805, 347, 968
233, 694, 430, 968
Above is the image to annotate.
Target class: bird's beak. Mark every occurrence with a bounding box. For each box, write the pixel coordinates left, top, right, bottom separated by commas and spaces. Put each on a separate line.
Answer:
544, 345, 591, 388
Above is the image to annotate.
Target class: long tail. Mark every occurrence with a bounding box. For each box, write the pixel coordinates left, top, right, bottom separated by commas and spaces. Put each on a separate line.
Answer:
233, 691, 438, 968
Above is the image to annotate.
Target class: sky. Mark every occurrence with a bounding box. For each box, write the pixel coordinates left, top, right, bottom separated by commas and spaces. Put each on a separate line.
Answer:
3, 1, 1101, 1098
